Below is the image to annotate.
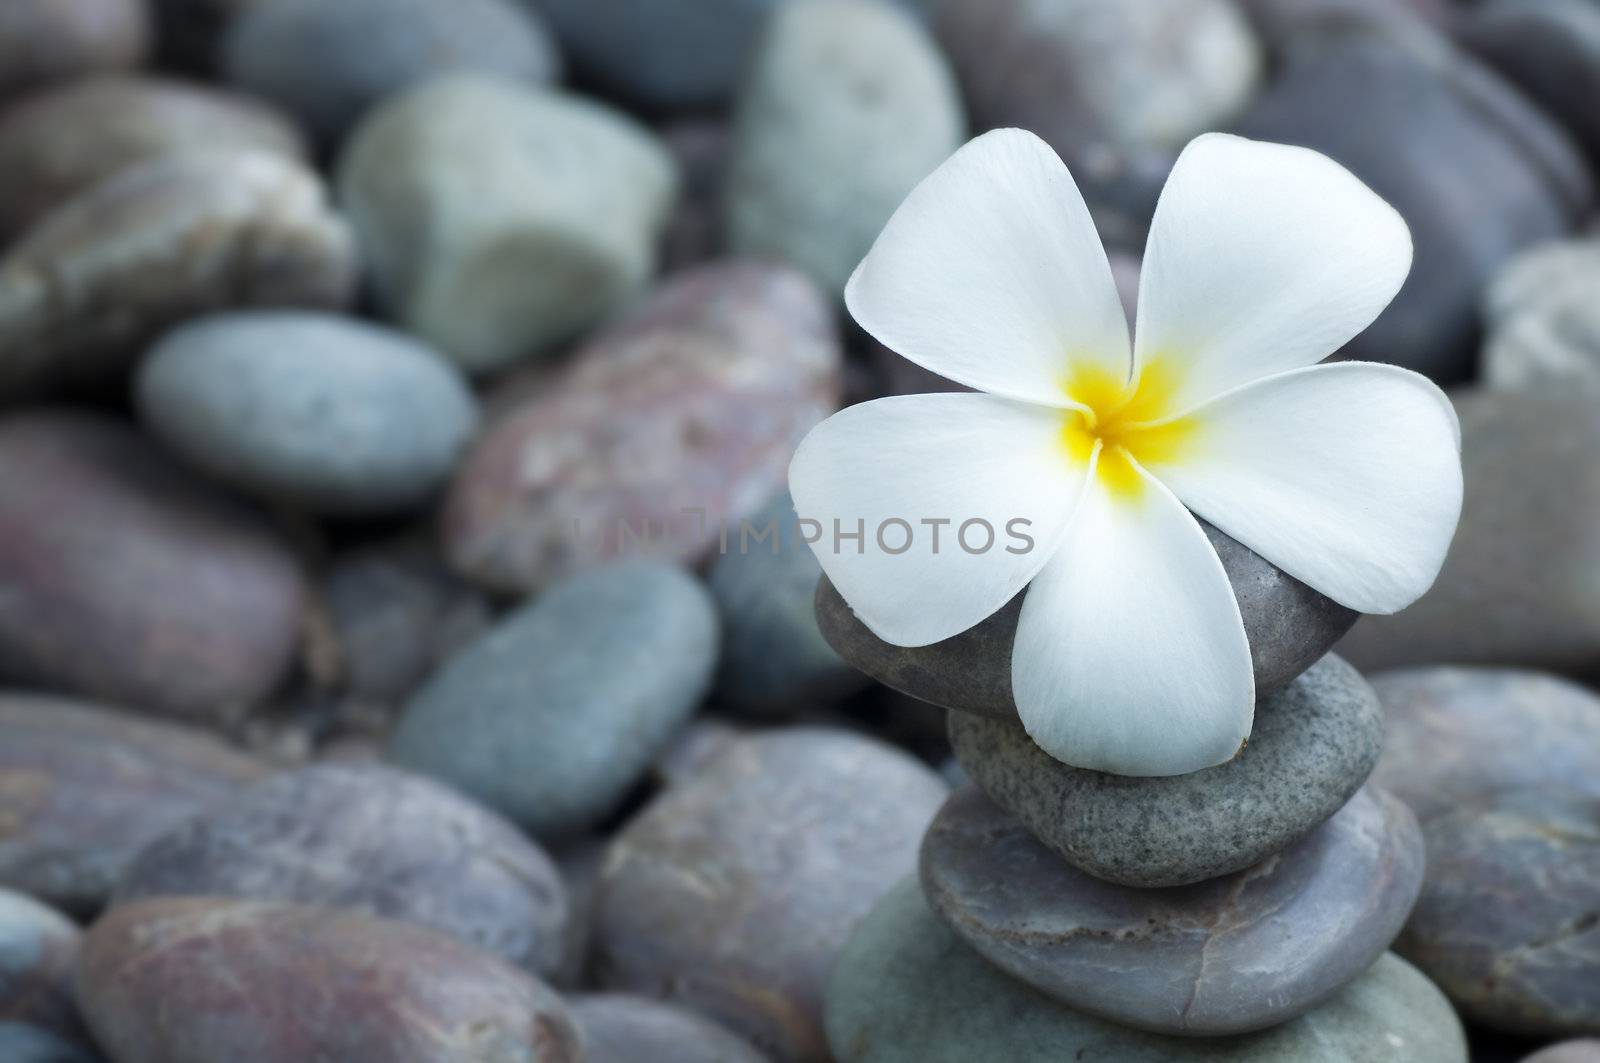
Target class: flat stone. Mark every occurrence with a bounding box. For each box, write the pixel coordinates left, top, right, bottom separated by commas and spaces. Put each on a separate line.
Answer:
0, 0, 148, 101
723, 0, 963, 297
389, 562, 718, 840
825, 878, 1468, 1063
136, 311, 479, 516
946, 654, 1382, 886
921, 784, 1423, 1036
818, 522, 1357, 719
76, 898, 581, 1062
593, 727, 947, 1063
0, 412, 306, 720
1370, 666, 1600, 824
0, 890, 81, 1040
1339, 391, 1600, 674
570, 995, 769, 1063
1522, 1042, 1600, 1063
444, 260, 840, 594
1397, 791, 1600, 1038
336, 76, 676, 375
0, 149, 355, 400
113, 762, 569, 977
0, 695, 268, 913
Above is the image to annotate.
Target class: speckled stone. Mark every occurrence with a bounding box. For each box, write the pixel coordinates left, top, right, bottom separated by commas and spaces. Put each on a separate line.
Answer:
389, 562, 718, 840
0, 0, 149, 101
723, 0, 964, 297
921, 785, 1423, 1036
0, 150, 355, 399
1522, 1042, 1600, 1063
1398, 791, 1600, 1038
0, 891, 80, 1040
113, 763, 569, 977
1480, 238, 1600, 391
1370, 667, 1600, 824
571, 995, 769, 1063
818, 522, 1357, 719
0, 695, 268, 913
0, 1024, 100, 1063
593, 728, 948, 1063
0, 76, 305, 244
337, 76, 677, 375
829, 879, 1466, 1062
76, 898, 582, 1063
137, 311, 479, 516
1339, 391, 1600, 674
948, 654, 1381, 886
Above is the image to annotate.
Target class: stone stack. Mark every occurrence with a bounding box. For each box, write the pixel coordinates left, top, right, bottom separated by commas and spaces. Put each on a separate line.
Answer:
814, 529, 1470, 1060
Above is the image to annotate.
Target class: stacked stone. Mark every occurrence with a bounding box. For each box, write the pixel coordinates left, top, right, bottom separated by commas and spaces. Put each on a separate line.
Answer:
813, 529, 1469, 1061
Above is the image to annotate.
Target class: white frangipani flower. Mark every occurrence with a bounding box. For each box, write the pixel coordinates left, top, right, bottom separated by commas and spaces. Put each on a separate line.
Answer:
789, 130, 1463, 778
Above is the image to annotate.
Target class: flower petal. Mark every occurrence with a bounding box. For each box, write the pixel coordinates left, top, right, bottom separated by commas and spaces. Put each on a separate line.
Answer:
1145, 362, 1463, 615
845, 129, 1132, 407
1134, 133, 1413, 411
789, 393, 1086, 647
1012, 459, 1254, 777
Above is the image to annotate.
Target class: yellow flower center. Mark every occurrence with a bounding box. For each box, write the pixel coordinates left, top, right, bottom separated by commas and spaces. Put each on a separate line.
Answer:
1060, 360, 1195, 499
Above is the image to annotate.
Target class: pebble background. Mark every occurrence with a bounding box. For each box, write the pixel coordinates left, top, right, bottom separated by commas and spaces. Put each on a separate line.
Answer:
0, 1, 1592, 1061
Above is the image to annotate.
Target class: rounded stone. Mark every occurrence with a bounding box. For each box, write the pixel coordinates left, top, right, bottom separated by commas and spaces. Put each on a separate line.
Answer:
1339, 391, 1600, 674
136, 311, 479, 516
1397, 791, 1600, 1038
1481, 238, 1600, 391
921, 784, 1423, 1036
0, 413, 306, 721
1523, 1043, 1600, 1063
444, 260, 841, 594
389, 562, 718, 840
0, 76, 306, 244
0, 695, 268, 913
818, 521, 1357, 719
337, 76, 677, 375
223, 0, 561, 145
1370, 667, 1600, 825
0, 150, 355, 399
947, 655, 1382, 887
1462, 0, 1600, 164
113, 762, 569, 977
723, 0, 964, 297
0, 0, 149, 101
0, 890, 80, 1039
0, 1024, 100, 1063
76, 898, 582, 1063
826, 878, 1468, 1063
593, 727, 948, 1063
570, 995, 769, 1063
709, 491, 868, 716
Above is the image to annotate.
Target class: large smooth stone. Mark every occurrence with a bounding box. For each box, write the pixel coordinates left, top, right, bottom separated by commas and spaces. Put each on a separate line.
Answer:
1480, 238, 1600, 391
571, 994, 769, 1063
819, 521, 1357, 719
224, 0, 560, 144
113, 762, 569, 977
0, 0, 148, 101
1231, 29, 1591, 383
1340, 391, 1600, 674
0, 891, 80, 1039
826, 878, 1468, 1063
593, 728, 948, 1063
1523, 1043, 1600, 1063
136, 311, 479, 516
537, 0, 779, 112
0, 150, 355, 399
445, 260, 840, 594
1370, 667, 1600, 824
1398, 791, 1600, 1038
390, 562, 717, 840
947, 654, 1382, 886
0, 1024, 100, 1063
723, 0, 963, 297
337, 76, 676, 375
921, 785, 1423, 1036
709, 491, 867, 716
76, 898, 582, 1062
0, 76, 305, 243
0, 695, 268, 913
0, 413, 305, 720
1462, 0, 1600, 164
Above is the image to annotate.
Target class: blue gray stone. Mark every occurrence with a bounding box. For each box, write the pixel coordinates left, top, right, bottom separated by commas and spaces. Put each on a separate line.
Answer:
570, 994, 768, 1063
0, 1024, 100, 1063
389, 562, 718, 840
0, 891, 80, 1040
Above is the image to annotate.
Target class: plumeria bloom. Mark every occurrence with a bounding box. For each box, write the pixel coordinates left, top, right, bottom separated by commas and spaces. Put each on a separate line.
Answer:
789, 130, 1463, 777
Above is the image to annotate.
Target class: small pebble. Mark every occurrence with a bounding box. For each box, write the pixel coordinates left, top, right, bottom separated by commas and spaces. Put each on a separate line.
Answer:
0, 890, 81, 1039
